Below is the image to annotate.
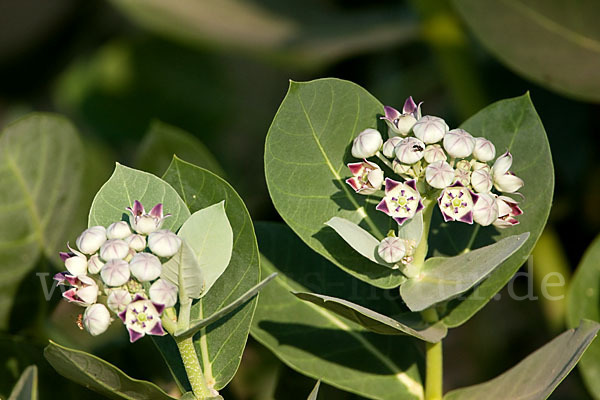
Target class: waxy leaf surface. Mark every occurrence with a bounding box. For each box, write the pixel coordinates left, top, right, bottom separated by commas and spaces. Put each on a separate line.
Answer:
162, 240, 204, 300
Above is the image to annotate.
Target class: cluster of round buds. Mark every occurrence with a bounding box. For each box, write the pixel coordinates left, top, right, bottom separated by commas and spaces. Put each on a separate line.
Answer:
54, 201, 181, 342
347, 96, 524, 229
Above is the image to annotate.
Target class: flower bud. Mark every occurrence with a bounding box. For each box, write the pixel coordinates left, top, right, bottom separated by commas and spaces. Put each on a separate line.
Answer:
129, 253, 162, 282
423, 144, 447, 163
100, 239, 130, 261
149, 279, 178, 308
381, 106, 417, 137
148, 230, 182, 258
472, 138, 496, 162
351, 129, 383, 158
492, 151, 513, 178
346, 161, 384, 195
62, 275, 99, 306
76, 226, 107, 255
101, 259, 130, 287
125, 234, 147, 252
382, 137, 402, 158
443, 129, 475, 158
395, 137, 425, 164
377, 237, 406, 264
426, 161, 455, 189
494, 195, 523, 228
472, 193, 499, 226
392, 159, 413, 176
83, 304, 111, 336
413, 116, 448, 144
87, 254, 104, 274
494, 172, 524, 193
107, 289, 132, 313
106, 221, 132, 240
127, 201, 170, 235
471, 168, 493, 193
64, 248, 88, 276
471, 161, 490, 171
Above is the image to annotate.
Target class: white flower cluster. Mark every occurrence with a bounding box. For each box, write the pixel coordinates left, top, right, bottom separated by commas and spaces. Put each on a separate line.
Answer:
54, 201, 181, 342
346, 96, 524, 236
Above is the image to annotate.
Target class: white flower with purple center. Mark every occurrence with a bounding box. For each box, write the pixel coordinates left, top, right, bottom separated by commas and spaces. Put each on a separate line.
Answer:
494, 195, 523, 228
345, 160, 384, 195
76, 226, 107, 255
380, 97, 422, 137
351, 128, 383, 158
126, 201, 171, 235
425, 160, 455, 189
443, 129, 475, 158
376, 178, 424, 225
395, 137, 425, 164
118, 294, 166, 342
413, 115, 448, 144
437, 182, 479, 224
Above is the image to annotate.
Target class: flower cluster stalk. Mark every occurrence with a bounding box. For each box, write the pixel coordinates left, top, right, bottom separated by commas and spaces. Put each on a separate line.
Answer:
176, 336, 213, 399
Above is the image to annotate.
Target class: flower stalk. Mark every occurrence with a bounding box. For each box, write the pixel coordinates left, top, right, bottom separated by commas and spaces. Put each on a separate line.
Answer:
175, 336, 213, 399
422, 308, 443, 400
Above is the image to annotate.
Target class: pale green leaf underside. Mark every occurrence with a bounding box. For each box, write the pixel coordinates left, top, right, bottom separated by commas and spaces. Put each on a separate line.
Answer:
326, 217, 388, 266
294, 292, 447, 343
160, 157, 260, 391
566, 234, 600, 399
265, 78, 405, 289
178, 201, 233, 297
401, 233, 530, 312
8, 365, 37, 400
438, 94, 553, 327
161, 240, 204, 300
0, 113, 83, 329
88, 163, 190, 232
251, 222, 424, 400
444, 320, 600, 400
454, 0, 600, 102
308, 381, 320, 400
44, 341, 176, 400
176, 273, 277, 338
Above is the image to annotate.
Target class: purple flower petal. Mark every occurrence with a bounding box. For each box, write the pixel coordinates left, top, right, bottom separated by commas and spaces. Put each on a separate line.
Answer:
376, 199, 390, 214
149, 203, 164, 219
459, 211, 474, 224
403, 96, 418, 115
393, 216, 408, 225
152, 302, 165, 315
382, 105, 401, 121
149, 322, 166, 336
59, 252, 71, 262
416, 199, 424, 213
128, 328, 144, 343
385, 178, 400, 192
405, 179, 417, 191
440, 210, 454, 222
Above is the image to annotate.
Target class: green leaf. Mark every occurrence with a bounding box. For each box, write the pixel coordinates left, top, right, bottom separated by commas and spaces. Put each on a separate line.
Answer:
566, 234, 600, 399
453, 0, 600, 102
162, 240, 204, 300
8, 365, 37, 400
325, 217, 390, 267
294, 292, 447, 342
308, 380, 320, 400
401, 233, 530, 312
107, 0, 418, 69
0, 113, 83, 329
251, 222, 424, 400
444, 320, 600, 400
136, 120, 225, 178
160, 156, 260, 391
176, 273, 277, 338
436, 93, 554, 327
178, 201, 233, 297
44, 341, 176, 400
88, 163, 190, 231
265, 78, 405, 289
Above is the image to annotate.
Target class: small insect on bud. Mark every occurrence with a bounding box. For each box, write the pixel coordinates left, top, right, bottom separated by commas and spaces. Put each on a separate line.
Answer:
125, 234, 147, 252
472, 193, 499, 226
106, 221, 132, 240
377, 237, 406, 264
100, 239, 130, 261
351, 128, 383, 158
129, 253, 162, 282
423, 144, 447, 164
101, 259, 131, 287
443, 129, 475, 158
413, 116, 449, 144
382, 137, 403, 158
395, 137, 425, 164
76, 226, 107, 255
472, 137, 496, 162
83, 304, 111, 336
425, 161, 455, 189
107, 289, 132, 313
148, 230, 182, 258
149, 279, 178, 308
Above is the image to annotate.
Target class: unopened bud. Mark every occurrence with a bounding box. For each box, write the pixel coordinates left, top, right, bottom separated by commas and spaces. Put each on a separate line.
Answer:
83, 304, 111, 336
87, 254, 104, 274
413, 116, 448, 144
423, 144, 447, 163
472, 138, 495, 162
76, 226, 107, 255
471, 168, 493, 193
148, 230, 182, 258
125, 234, 146, 251
443, 129, 475, 158
395, 137, 425, 164
101, 259, 130, 287
382, 137, 402, 158
426, 161, 455, 189
129, 253, 162, 282
473, 193, 498, 226
100, 239, 130, 261
107, 289, 132, 313
106, 221, 132, 240
377, 237, 406, 264
149, 279, 178, 308
351, 129, 383, 158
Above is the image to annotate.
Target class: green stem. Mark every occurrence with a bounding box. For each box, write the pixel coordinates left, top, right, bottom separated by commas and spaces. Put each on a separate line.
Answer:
175, 336, 213, 399
422, 308, 443, 400
375, 151, 394, 170
412, 199, 436, 269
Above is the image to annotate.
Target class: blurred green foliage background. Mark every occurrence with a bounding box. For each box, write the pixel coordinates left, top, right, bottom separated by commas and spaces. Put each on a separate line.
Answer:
0, 0, 598, 398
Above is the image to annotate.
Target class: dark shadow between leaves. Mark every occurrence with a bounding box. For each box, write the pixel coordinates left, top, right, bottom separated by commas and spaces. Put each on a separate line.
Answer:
258, 320, 422, 375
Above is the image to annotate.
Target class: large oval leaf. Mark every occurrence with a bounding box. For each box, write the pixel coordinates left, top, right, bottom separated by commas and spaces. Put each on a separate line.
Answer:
251, 222, 424, 400
0, 113, 83, 328
566, 234, 600, 399
44, 341, 176, 400
444, 320, 600, 400
88, 163, 190, 231
435, 93, 553, 327
265, 78, 405, 289
159, 156, 260, 391
453, 0, 600, 102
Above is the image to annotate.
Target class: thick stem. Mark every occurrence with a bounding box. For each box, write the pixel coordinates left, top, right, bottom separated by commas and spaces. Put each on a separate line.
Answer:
175, 336, 213, 399
412, 199, 436, 269
422, 308, 443, 400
